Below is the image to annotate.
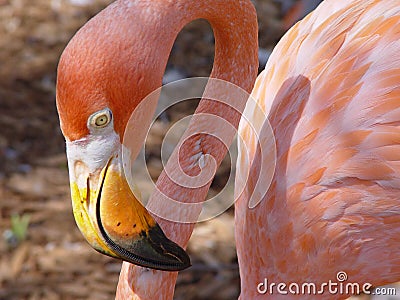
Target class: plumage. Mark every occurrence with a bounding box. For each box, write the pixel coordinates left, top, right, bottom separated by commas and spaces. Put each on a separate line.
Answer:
236, 0, 400, 298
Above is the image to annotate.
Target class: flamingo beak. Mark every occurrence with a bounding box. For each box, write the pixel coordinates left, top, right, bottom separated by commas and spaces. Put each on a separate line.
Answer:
68, 154, 191, 271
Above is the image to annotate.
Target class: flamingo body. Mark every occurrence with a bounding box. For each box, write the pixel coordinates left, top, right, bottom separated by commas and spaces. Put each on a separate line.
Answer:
237, 0, 400, 298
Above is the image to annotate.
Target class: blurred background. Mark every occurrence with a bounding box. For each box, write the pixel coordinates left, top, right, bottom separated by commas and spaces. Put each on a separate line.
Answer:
4, 0, 395, 299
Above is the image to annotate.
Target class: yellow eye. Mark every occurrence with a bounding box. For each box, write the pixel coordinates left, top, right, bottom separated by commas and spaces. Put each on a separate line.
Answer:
89, 108, 112, 129
95, 114, 109, 127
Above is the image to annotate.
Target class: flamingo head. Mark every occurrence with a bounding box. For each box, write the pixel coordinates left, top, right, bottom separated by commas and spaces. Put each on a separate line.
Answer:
55, 10, 190, 271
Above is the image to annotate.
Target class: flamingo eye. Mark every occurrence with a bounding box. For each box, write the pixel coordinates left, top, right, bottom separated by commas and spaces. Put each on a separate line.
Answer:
89, 108, 112, 129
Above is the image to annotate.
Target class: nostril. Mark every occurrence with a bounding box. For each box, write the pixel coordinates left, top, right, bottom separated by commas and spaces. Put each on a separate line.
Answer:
85, 177, 91, 210
72, 160, 91, 209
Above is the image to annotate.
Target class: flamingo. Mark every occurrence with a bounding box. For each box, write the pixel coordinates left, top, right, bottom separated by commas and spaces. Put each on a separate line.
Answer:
56, 0, 400, 299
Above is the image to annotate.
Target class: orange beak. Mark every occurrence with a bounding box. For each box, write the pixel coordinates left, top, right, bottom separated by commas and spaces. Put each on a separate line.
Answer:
69, 154, 190, 271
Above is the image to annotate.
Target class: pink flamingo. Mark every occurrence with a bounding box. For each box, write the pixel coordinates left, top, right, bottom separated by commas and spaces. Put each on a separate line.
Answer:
56, 0, 400, 298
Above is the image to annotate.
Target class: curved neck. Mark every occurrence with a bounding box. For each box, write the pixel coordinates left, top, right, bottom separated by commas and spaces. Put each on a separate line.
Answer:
141, 0, 259, 224
97, 0, 259, 298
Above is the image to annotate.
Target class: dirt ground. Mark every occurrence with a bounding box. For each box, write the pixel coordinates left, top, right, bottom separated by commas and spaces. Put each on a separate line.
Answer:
1, 1, 397, 299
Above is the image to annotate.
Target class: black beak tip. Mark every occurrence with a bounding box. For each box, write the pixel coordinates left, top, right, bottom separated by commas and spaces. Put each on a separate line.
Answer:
144, 223, 192, 271
104, 223, 192, 272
